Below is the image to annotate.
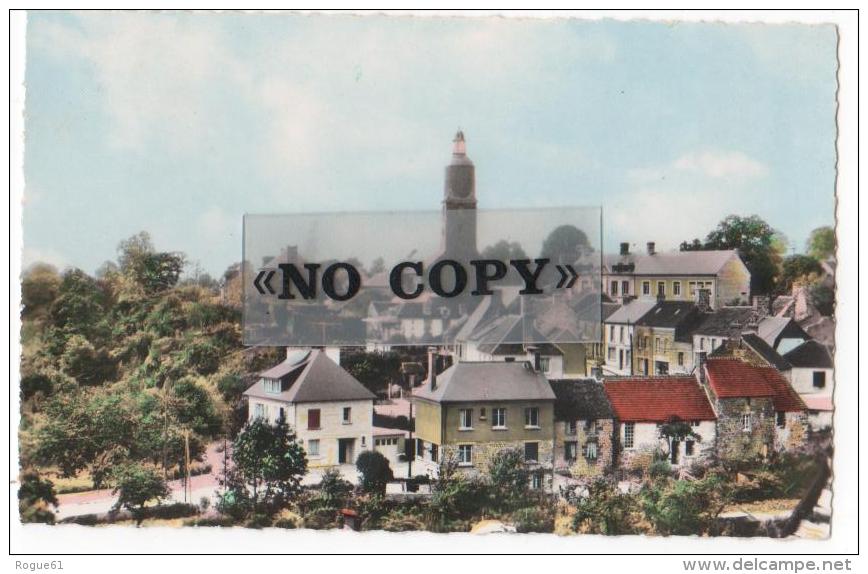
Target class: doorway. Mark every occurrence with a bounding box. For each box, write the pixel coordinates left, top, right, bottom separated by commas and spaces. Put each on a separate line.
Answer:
338, 438, 356, 464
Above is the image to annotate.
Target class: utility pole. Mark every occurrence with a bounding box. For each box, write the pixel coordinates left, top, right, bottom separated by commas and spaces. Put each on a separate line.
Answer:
184, 429, 191, 504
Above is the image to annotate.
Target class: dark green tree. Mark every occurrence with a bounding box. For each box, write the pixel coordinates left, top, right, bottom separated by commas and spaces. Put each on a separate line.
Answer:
18, 469, 58, 524
21, 263, 61, 319
481, 239, 528, 261
117, 232, 185, 294
111, 462, 170, 525
343, 351, 401, 395
487, 447, 529, 511
640, 474, 730, 536
680, 215, 785, 295
356, 450, 394, 495
231, 418, 307, 513
780, 255, 823, 293
806, 226, 836, 260
541, 225, 592, 263
571, 477, 640, 535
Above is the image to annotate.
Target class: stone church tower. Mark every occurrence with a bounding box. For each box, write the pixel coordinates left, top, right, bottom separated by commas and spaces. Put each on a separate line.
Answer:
441, 131, 478, 262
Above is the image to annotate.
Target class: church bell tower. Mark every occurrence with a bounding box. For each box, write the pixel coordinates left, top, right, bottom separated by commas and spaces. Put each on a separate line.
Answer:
441, 131, 478, 261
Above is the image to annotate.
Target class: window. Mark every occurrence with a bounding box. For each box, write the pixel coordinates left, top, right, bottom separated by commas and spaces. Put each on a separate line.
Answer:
642, 281, 651, 295
431, 443, 439, 462
655, 337, 662, 353
565, 441, 578, 461
342, 407, 352, 424
540, 357, 551, 373
530, 473, 542, 490
677, 352, 684, 366
458, 444, 472, 466
307, 408, 321, 430
254, 403, 266, 419
624, 422, 635, 448
307, 439, 320, 457
566, 420, 577, 435
673, 281, 681, 296
278, 407, 285, 422
657, 281, 665, 296
690, 420, 700, 427
688, 281, 697, 297
621, 280, 629, 295
813, 371, 826, 389
525, 407, 540, 428
611, 280, 618, 295
263, 379, 281, 394
608, 346, 616, 361
492, 407, 507, 428
479, 408, 487, 420
416, 438, 424, 457
742, 414, 752, 432
776, 411, 786, 428
685, 440, 694, 456
585, 442, 598, 461
609, 325, 615, 341
699, 337, 706, 351
459, 408, 473, 430
524, 442, 539, 462
619, 326, 625, 343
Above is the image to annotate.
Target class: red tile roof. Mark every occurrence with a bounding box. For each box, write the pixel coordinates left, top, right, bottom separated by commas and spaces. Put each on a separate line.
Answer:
706, 358, 805, 412
604, 377, 716, 423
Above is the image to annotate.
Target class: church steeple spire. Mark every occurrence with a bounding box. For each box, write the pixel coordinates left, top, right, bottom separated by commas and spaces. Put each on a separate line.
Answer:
444, 130, 476, 204
453, 130, 466, 156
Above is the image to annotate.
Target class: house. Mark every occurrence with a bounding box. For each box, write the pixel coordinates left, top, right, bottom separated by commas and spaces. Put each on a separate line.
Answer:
702, 358, 807, 460
601, 299, 656, 376
691, 306, 757, 367
604, 376, 717, 469
411, 353, 557, 490
757, 316, 810, 355
782, 340, 834, 429
602, 242, 751, 310
632, 301, 702, 376
244, 349, 376, 468
550, 379, 615, 477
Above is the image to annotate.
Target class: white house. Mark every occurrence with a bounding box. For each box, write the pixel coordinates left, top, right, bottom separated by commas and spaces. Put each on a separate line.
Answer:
602, 299, 656, 376
244, 349, 376, 468
782, 340, 834, 429
604, 376, 717, 467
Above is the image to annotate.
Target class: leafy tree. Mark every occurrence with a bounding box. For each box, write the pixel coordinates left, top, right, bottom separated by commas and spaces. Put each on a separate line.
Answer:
481, 239, 528, 261
571, 477, 641, 535
111, 463, 170, 525
217, 373, 248, 403
641, 474, 730, 536
48, 268, 108, 347
21, 263, 61, 319
230, 418, 307, 513
807, 226, 836, 260
59, 334, 117, 386
810, 282, 835, 317
487, 447, 529, 510
310, 468, 354, 511
117, 232, 185, 294
170, 377, 223, 438
342, 351, 401, 395
541, 225, 591, 263
680, 215, 786, 295
780, 255, 823, 293
20, 372, 54, 401
427, 456, 489, 531
182, 340, 221, 376
356, 450, 394, 495
18, 469, 58, 524
657, 417, 701, 462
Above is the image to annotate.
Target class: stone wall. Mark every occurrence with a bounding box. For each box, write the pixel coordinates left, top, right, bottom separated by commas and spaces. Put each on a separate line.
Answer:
776, 411, 809, 452
441, 439, 554, 490
715, 397, 775, 461
554, 419, 615, 478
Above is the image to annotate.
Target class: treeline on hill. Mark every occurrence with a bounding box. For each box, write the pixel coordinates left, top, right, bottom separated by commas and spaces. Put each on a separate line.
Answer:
18, 232, 284, 502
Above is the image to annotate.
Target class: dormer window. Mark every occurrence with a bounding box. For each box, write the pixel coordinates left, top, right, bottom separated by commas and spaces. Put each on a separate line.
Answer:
263, 379, 282, 394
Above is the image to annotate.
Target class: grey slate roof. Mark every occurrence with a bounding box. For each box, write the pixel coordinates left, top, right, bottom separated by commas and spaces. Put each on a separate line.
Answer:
473, 315, 563, 356
604, 249, 740, 276
412, 361, 556, 404
783, 340, 834, 369
694, 307, 756, 337
605, 299, 657, 325
244, 349, 376, 403
549, 379, 614, 421
757, 316, 809, 349
740, 333, 792, 371
635, 301, 699, 329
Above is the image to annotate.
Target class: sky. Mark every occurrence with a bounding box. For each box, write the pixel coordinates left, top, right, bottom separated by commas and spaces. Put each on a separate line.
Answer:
22, 12, 838, 277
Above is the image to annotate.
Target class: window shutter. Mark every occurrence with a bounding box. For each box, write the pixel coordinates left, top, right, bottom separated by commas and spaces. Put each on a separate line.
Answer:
308, 409, 320, 429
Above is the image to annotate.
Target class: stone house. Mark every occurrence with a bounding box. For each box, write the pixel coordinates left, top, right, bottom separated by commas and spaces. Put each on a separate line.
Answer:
602, 243, 751, 309
549, 379, 615, 478
411, 356, 556, 491
603, 376, 717, 469
244, 349, 376, 468
633, 301, 703, 376
782, 340, 834, 429
703, 358, 807, 460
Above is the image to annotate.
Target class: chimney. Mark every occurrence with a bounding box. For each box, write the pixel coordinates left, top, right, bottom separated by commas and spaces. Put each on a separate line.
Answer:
527, 345, 541, 372
620, 242, 630, 256
697, 352, 707, 385
427, 347, 439, 391
647, 242, 656, 255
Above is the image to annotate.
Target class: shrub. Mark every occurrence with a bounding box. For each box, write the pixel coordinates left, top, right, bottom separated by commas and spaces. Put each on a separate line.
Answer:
380, 507, 425, 532
648, 459, 673, 479
310, 469, 353, 511
302, 508, 338, 530
572, 478, 641, 535
145, 502, 199, 520
183, 516, 235, 527
245, 513, 273, 529
110, 463, 170, 525
513, 506, 555, 534
356, 450, 393, 495
488, 447, 529, 511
